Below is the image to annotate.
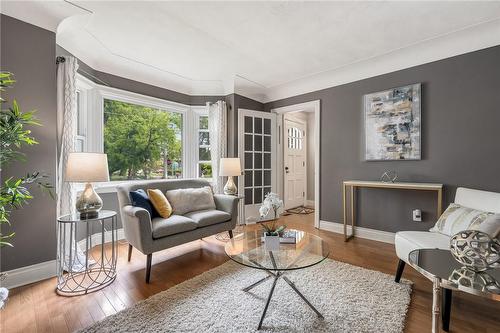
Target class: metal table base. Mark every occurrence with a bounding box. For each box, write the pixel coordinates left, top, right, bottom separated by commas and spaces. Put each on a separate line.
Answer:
242, 251, 324, 330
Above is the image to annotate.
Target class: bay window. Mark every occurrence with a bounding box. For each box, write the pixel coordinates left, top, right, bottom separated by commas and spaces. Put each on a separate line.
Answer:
76, 74, 210, 186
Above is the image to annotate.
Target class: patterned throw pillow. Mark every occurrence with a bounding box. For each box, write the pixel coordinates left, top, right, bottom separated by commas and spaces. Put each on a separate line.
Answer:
430, 203, 495, 236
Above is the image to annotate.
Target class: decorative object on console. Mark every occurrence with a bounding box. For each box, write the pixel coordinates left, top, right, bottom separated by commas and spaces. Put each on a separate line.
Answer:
65, 153, 109, 219
380, 170, 398, 183
450, 230, 500, 271
449, 267, 500, 294
364, 83, 421, 161
219, 158, 241, 195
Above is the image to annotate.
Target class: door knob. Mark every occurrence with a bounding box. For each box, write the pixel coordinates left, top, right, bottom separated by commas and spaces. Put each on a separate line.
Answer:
285, 166, 289, 174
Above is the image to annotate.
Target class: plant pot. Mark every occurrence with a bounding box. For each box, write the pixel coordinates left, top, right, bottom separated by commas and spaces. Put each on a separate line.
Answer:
264, 234, 280, 251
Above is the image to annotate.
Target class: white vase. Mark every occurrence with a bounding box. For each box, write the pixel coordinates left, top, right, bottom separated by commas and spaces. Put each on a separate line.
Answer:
264, 234, 280, 251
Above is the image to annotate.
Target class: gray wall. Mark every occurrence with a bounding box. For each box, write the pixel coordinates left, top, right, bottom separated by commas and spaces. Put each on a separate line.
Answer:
1, 15, 58, 271
265, 45, 500, 233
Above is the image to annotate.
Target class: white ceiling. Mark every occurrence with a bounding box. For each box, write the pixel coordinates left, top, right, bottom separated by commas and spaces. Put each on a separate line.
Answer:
3, 1, 500, 102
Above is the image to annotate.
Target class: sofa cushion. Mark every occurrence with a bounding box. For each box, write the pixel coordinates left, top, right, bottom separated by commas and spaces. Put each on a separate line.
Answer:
165, 186, 216, 215
129, 189, 158, 218
152, 215, 197, 239
184, 209, 231, 228
430, 203, 495, 236
147, 189, 173, 218
395, 231, 450, 263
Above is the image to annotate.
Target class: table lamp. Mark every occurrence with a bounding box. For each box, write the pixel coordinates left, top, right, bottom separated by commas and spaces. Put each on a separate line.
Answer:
219, 158, 241, 195
65, 153, 110, 218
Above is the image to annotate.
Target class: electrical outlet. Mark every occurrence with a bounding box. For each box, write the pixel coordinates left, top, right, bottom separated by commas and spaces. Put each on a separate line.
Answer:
412, 209, 422, 222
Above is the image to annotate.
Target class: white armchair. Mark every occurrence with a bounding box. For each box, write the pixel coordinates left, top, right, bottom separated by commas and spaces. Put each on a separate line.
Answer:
394, 187, 500, 283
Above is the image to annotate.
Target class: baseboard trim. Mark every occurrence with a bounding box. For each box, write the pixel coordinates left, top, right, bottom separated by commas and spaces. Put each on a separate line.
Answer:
1, 260, 57, 289
1, 228, 125, 290
319, 220, 395, 244
306, 200, 315, 207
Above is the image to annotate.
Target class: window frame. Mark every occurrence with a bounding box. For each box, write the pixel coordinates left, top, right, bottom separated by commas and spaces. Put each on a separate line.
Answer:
76, 74, 209, 192
192, 106, 212, 180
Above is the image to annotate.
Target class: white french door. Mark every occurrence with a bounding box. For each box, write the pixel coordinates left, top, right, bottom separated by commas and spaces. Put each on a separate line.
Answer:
284, 119, 306, 209
238, 109, 277, 223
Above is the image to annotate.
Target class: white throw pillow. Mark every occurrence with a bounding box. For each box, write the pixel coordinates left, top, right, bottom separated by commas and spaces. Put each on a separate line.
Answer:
430, 203, 496, 237
476, 214, 500, 238
165, 186, 216, 215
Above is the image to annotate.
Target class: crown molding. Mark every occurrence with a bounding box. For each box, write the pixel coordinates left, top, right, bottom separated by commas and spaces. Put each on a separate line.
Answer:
263, 18, 500, 103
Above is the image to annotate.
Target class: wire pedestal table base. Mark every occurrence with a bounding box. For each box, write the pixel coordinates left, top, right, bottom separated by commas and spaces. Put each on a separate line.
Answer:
56, 210, 118, 296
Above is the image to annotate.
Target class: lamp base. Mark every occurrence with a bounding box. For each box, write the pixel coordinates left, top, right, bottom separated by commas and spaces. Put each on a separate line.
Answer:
76, 183, 103, 219
223, 176, 238, 195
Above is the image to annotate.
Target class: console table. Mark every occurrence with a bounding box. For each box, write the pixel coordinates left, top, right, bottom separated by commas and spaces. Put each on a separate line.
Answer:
342, 180, 444, 241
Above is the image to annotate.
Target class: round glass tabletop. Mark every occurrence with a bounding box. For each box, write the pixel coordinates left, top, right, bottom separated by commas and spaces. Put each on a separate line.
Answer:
58, 210, 117, 223
409, 249, 500, 300
225, 229, 329, 271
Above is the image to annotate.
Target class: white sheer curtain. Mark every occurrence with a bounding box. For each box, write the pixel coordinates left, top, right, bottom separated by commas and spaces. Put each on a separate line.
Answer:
208, 101, 227, 194
56, 56, 87, 272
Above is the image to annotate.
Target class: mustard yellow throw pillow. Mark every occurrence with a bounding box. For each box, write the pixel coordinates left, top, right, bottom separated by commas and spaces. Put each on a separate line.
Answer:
147, 189, 173, 218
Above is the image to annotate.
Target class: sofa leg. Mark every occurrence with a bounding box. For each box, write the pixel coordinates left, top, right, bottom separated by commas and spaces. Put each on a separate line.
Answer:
228, 230, 234, 239
146, 254, 152, 284
442, 288, 452, 332
395, 259, 406, 283
128, 244, 133, 262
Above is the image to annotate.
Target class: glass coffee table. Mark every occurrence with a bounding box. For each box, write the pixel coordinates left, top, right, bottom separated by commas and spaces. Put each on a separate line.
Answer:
408, 249, 500, 333
225, 229, 329, 330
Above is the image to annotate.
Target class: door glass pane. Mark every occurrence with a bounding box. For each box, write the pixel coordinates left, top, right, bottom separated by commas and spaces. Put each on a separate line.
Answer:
264, 153, 271, 169
264, 170, 271, 186
254, 117, 262, 134
244, 116, 253, 133
244, 171, 253, 187
245, 134, 253, 151
264, 187, 272, 197
264, 136, 271, 152
254, 170, 262, 186
264, 118, 271, 134
245, 153, 253, 170
254, 187, 263, 204
245, 188, 253, 205
254, 152, 262, 169
254, 135, 262, 151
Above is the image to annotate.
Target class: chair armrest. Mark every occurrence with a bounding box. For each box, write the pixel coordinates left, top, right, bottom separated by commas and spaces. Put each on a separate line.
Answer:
120, 205, 153, 254
213, 194, 239, 216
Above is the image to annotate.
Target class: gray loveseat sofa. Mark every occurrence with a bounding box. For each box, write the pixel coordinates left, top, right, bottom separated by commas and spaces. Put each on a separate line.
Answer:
117, 179, 238, 283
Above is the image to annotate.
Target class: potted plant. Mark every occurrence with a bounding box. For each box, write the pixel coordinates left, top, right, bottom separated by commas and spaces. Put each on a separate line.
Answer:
0, 71, 53, 309
259, 192, 285, 251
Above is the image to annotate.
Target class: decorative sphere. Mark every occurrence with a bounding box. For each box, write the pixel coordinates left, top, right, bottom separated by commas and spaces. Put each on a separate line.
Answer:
450, 230, 500, 272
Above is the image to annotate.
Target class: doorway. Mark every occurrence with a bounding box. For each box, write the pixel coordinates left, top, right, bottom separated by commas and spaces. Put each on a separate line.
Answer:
272, 100, 320, 228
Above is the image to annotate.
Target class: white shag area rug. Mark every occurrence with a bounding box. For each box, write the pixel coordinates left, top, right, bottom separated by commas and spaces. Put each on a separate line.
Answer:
80, 259, 412, 333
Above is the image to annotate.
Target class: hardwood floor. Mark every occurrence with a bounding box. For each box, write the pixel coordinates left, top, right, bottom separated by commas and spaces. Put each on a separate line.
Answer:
1, 213, 499, 332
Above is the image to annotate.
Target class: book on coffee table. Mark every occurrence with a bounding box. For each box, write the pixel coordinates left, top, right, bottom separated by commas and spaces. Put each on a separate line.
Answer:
261, 230, 297, 244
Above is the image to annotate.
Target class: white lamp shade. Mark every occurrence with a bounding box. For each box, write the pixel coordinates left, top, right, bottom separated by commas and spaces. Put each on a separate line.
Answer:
219, 158, 241, 177
65, 153, 110, 182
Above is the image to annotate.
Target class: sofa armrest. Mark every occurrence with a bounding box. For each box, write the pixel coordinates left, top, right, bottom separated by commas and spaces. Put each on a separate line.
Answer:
121, 205, 154, 254
214, 194, 239, 216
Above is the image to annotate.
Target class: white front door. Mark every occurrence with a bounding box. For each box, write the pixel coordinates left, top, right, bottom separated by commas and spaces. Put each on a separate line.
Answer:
284, 119, 306, 209
238, 109, 277, 223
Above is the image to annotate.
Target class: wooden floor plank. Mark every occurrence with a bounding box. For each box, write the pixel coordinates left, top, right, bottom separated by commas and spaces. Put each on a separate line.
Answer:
1, 213, 499, 332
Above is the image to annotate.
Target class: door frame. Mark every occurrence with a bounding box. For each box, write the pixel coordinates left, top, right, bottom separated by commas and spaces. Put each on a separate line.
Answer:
283, 115, 307, 209
271, 100, 320, 229
237, 108, 277, 224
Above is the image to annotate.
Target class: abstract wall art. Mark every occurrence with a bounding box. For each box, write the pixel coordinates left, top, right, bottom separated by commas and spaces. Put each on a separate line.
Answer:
364, 83, 421, 161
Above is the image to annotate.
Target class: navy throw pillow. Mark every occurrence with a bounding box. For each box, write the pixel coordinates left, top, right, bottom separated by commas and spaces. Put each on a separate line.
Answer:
129, 189, 158, 217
